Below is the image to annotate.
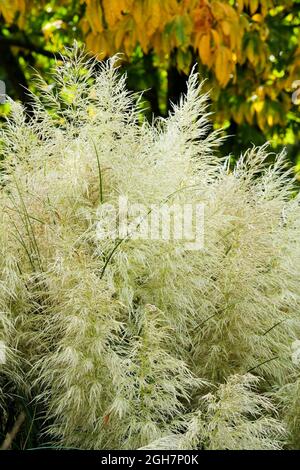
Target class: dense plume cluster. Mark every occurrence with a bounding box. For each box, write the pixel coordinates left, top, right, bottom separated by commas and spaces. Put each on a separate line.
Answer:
0, 47, 300, 449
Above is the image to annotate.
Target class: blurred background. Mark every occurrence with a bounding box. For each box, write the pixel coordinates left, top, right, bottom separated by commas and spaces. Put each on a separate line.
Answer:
0, 0, 299, 175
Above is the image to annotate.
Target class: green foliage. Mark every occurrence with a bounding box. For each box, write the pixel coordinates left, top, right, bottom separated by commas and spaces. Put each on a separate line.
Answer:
0, 1, 300, 173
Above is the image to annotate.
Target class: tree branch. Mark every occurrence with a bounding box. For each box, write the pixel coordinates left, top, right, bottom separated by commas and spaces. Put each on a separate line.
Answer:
0, 36, 56, 58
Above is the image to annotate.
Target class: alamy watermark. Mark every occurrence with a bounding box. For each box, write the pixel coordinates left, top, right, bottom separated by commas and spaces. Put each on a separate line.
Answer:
96, 196, 204, 250
0, 80, 6, 104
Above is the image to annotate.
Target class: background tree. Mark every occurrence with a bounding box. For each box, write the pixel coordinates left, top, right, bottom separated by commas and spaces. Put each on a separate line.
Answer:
0, 0, 299, 172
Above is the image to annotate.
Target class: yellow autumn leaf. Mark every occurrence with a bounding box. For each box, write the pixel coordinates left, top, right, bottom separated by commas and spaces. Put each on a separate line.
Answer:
85, 0, 103, 33
211, 1, 227, 21
260, 1, 270, 18
237, 0, 244, 13
146, 0, 161, 37
124, 33, 133, 56
114, 20, 128, 50
246, 40, 256, 65
211, 29, 221, 47
132, 0, 143, 28
253, 100, 264, 113
102, 0, 124, 28
221, 20, 231, 36
136, 26, 150, 52
257, 86, 265, 99
152, 31, 163, 56
222, 3, 238, 20
198, 33, 212, 67
267, 114, 274, 126
215, 46, 232, 87
229, 21, 244, 52
252, 13, 263, 22
114, 30, 124, 52
86, 32, 108, 57
159, 0, 178, 19
0, 0, 19, 23
80, 18, 91, 36
257, 106, 266, 130
250, 0, 259, 15
16, 0, 26, 28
